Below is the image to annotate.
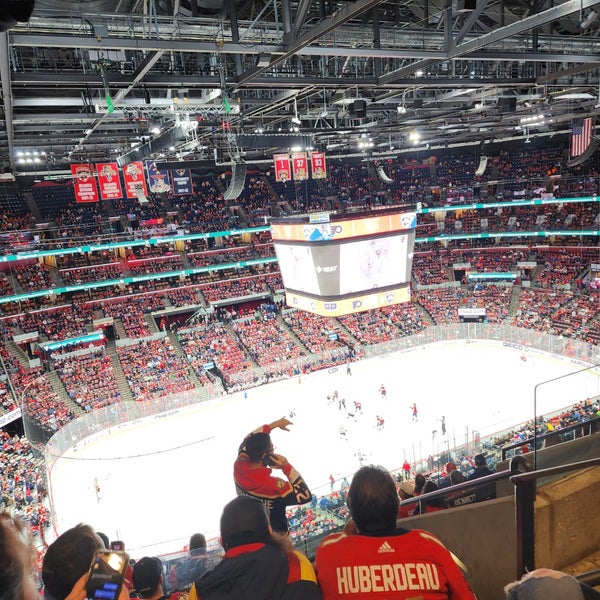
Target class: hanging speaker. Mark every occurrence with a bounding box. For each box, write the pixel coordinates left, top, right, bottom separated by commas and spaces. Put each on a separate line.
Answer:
350, 100, 367, 119
223, 162, 247, 200
0, 0, 35, 32
498, 98, 516, 113
475, 155, 488, 176
376, 166, 394, 184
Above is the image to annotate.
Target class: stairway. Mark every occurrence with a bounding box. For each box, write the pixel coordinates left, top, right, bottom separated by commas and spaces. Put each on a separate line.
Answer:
112, 318, 128, 340
22, 191, 43, 221
165, 330, 204, 389
508, 286, 523, 317
105, 341, 135, 403
277, 315, 310, 354
47, 369, 86, 418
144, 314, 160, 334
5, 339, 32, 369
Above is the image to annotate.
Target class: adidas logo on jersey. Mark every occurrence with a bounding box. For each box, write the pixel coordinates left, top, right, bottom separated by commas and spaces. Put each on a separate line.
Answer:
377, 541, 395, 553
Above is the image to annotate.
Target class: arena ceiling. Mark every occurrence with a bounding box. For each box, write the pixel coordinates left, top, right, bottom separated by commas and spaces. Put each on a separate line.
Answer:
3, 0, 600, 177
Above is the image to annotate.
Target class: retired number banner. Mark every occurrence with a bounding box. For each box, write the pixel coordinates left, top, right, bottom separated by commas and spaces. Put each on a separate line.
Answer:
123, 161, 148, 199
71, 164, 99, 203
274, 153, 291, 183
311, 151, 327, 179
292, 152, 308, 181
96, 162, 124, 200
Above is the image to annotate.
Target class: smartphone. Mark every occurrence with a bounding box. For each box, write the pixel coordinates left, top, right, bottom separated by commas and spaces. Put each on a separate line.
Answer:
110, 541, 124, 551
263, 453, 278, 467
85, 549, 130, 600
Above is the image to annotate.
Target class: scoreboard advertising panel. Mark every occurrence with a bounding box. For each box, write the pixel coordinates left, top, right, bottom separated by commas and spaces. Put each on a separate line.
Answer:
271, 209, 416, 316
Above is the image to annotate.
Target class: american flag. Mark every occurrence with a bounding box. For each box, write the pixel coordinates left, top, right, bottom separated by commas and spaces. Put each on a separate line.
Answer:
570, 117, 594, 157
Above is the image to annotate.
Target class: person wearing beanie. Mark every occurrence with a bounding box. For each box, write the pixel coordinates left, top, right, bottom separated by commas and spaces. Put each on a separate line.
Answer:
188, 496, 321, 600
233, 417, 311, 534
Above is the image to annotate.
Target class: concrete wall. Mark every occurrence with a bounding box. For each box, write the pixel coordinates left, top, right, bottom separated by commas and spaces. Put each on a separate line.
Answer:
398, 465, 600, 599
401, 497, 516, 600
535, 465, 600, 570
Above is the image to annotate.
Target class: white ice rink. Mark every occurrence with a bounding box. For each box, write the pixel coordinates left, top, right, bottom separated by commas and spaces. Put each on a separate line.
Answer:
47, 340, 599, 556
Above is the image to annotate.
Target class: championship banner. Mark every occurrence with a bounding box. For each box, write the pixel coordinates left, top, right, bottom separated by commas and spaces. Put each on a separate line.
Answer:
123, 161, 148, 199
171, 168, 193, 195
145, 161, 172, 194
311, 151, 327, 179
96, 162, 124, 200
71, 164, 99, 203
274, 153, 291, 182
292, 152, 308, 181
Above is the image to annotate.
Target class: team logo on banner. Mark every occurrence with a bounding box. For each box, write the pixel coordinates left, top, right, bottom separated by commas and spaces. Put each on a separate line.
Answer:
292, 152, 308, 181
123, 161, 148, 199
96, 162, 124, 200
171, 169, 193, 195
71, 164, 99, 203
310, 151, 327, 179
146, 161, 172, 194
273, 153, 291, 182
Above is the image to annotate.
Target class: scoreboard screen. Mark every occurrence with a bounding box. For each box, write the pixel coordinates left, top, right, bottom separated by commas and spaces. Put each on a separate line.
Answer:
271, 209, 416, 316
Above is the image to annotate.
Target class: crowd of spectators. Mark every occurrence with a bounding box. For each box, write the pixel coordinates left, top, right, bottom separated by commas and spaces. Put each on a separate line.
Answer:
0, 429, 50, 541
0, 142, 598, 576
177, 322, 252, 382
60, 262, 123, 285
53, 350, 122, 412
117, 337, 196, 402
232, 309, 307, 370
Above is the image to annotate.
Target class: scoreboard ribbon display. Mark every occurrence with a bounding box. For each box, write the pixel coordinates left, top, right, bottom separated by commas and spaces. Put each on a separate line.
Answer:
271, 209, 416, 317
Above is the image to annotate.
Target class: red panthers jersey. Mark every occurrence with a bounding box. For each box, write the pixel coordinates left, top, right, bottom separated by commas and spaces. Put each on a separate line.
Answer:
315, 528, 475, 599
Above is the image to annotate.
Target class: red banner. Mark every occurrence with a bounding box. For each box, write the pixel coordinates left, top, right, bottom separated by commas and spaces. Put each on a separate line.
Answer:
292, 152, 308, 181
71, 164, 99, 203
123, 161, 148, 199
273, 153, 291, 183
96, 162, 124, 200
311, 151, 327, 179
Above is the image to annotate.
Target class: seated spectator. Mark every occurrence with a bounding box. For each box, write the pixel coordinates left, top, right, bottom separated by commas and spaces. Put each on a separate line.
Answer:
504, 568, 600, 599
133, 556, 167, 600
450, 470, 466, 485
315, 465, 475, 599
397, 479, 417, 519
413, 480, 447, 515
413, 473, 427, 496
438, 462, 458, 489
0, 511, 39, 600
173, 534, 209, 592
188, 495, 320, 600
41, 523, 105, 600
467, 455, 496, 502
468, 454, 493, 480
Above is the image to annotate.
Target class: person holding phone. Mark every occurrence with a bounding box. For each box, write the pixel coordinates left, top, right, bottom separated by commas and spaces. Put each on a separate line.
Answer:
234, 417, 312, 534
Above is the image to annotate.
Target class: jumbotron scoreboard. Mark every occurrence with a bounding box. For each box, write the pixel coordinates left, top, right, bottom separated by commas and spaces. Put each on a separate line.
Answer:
271, 208, 416, 317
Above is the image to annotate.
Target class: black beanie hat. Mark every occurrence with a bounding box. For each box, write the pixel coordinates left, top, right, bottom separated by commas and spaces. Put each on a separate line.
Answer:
220, 496, 270, 549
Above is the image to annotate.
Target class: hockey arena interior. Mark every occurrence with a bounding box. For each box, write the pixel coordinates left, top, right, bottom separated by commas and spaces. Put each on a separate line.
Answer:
0, 1, 600, 599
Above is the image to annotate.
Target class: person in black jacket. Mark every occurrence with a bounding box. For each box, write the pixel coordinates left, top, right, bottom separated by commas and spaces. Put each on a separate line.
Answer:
188, 496, 321, 600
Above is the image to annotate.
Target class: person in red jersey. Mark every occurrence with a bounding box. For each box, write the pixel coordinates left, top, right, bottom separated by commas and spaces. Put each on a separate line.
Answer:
234, 417, 312, 534
315, 465, 475, 599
